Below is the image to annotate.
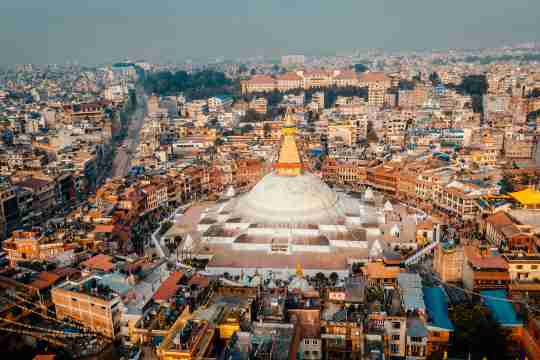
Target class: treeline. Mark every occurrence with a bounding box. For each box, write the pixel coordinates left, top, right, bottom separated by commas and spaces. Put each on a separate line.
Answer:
464, 53, 540, 64
434, 53, 540, 65
140, 70, 236, 99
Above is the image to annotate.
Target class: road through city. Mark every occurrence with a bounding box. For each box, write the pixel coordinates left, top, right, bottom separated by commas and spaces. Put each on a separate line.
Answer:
112, 87, 147, 178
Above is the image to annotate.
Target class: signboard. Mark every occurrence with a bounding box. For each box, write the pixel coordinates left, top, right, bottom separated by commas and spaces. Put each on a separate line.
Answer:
328, 291, 346, 301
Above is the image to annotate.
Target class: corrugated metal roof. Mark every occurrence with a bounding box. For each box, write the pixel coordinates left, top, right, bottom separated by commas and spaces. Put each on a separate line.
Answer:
481, 290, 522, 327
423, 287, 454, 331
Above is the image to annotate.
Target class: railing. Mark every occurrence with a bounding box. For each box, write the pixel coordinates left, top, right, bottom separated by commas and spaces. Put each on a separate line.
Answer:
403, 240, 439, 266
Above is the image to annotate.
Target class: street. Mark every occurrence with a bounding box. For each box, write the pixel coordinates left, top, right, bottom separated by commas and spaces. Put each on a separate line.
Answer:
112, 88, 147, 178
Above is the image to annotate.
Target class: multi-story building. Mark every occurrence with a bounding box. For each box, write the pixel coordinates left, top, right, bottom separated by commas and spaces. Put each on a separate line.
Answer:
321, 319, 363, 359
405, 318, 428, 359
250, 97, 268, 114
484, 211, 535, 252
208, 95, 233, 113
62, 102, 106, 123
368, 83, 387, 108
434, 243, 464, 283
398, 89, 416, 109
462, 246, 510, 291
240, 69, 385, 94
503, 253, 540, 282
281, 54, 305, 67
366, 165, 399, 195
312, 92, 325, 110
0, 181, 18, 240
3, 229, 65, 266
140, 182, 168, 215
52, 276, 123, 338
232, 159, 264, 189
384, 316, 407, 358
185, 100, 208, 117
504, 134, 536, 160
276, 72, 304, 92
16, 177, 56, 223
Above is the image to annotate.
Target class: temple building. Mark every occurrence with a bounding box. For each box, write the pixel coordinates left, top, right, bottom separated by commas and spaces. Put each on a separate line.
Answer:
190, 110, 418, 280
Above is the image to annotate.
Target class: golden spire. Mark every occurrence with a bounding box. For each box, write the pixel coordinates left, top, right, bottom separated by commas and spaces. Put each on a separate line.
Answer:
296, 259, 304, 277
275, 108, 302, 176
283, 107, 296, 131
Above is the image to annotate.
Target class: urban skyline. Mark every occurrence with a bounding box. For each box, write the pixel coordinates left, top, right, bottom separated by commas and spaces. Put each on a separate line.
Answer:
1, 2, 540, 360
2, 0, 540, 65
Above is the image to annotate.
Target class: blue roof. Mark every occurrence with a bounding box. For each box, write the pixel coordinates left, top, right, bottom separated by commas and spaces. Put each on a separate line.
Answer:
423, 287, 454, 331
214, 95, 232, 101
481, 290, 522, 327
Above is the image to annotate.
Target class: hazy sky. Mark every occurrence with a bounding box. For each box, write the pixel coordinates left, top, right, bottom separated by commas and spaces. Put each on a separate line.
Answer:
1, 0, 540, 65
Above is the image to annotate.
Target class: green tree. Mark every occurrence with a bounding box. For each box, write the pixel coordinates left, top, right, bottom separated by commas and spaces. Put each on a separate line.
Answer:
456, 75, 488, 96
399, 79, 416, 90
429, 72, 441, 85
141, 69, 233, 99
353, 63, 369, 73
448, 304, 512, 360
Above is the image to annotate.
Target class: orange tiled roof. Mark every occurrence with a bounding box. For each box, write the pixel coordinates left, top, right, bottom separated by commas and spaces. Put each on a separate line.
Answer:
276, 72, 303, 81
334, 69, 358, 80
464, 246, 508, 270
485, 211, 514, 228
153, 271, 185, 302
473, 271, 510, 281
94, 224, 114, 233
33, 355, 55, 360
80, 254, 114, 272
358, 72, 389, 83
248, 75, 275, 84
364, 262, 402, 279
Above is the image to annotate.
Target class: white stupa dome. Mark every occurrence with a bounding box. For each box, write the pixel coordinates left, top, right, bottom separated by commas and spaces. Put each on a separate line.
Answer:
234, 172, 344, 224
384, 200, 394, 212
390, 224, 400, 237
364, 188, 374, 201
225, 185, 236, 198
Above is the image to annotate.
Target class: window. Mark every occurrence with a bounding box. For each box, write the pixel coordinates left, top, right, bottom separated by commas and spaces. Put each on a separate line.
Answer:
432, 332, 440, 337
392, 335, 400, 341
411, 336, 423, 343
532, 265, 538, 270
517, 265, 523, 270
392, 322, 401, 329
390, 343, 400, 353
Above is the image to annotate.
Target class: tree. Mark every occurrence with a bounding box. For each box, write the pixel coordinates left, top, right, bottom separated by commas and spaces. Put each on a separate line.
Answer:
240, 124, 254, 134
456, 75, 488, 96
429, 72, 441, 85
158, 221, 173, 236
499, 176, 514, 194
315, 272, 326, 287
140, 69, 233, 99
241, 109, 268, 123
329, 272, 339, 285
448, 304, 513, 360
399, 79, 416, 91
353, 63, 369, 73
